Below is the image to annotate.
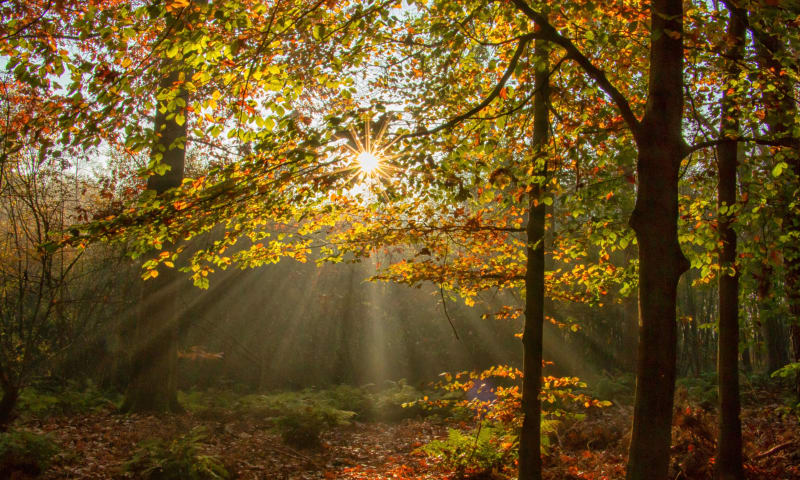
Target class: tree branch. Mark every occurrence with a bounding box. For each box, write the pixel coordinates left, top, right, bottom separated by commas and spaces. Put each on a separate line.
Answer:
510, 0, 641, 134
401, 33, 535, 139
684, 136, 797, 156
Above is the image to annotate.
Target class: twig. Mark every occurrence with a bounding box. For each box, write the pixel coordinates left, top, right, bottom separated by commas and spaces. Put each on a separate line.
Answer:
439, 283, 461, 341
263, 444, 323, 468
754, 440, 794, 460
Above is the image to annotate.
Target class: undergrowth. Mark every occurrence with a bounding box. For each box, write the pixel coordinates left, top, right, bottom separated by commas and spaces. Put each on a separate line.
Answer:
179, 380, 452, 448
414, 365, 612, 477
418, 423, 516, 476
0, 429, 59, 478
124, 427, 229, 480
17, 380, 120, 417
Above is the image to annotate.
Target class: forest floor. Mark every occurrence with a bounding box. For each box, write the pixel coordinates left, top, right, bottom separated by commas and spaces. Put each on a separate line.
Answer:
5, 383, 800, 480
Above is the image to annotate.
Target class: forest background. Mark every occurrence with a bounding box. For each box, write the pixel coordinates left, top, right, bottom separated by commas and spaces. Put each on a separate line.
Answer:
0, 0, 798, 479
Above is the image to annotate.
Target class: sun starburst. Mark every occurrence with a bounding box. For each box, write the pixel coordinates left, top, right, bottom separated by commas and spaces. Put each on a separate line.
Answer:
338, 113, 399, 184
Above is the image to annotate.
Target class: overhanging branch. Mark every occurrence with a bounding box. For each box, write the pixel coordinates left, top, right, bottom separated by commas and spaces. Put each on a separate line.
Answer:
683, 136, 797, 156
510, 0, 641, 135
401, 33, 535, 140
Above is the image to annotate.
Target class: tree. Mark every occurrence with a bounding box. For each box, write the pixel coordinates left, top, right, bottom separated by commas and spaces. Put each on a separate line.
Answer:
519, 35, 549, 480
122, 65, 189, 412
0, 79, 116, 427
715, 4, 746, 478
747, 3, 800, 400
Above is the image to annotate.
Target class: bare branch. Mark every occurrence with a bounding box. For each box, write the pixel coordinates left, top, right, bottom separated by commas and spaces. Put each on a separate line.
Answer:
683, 136, 797, 156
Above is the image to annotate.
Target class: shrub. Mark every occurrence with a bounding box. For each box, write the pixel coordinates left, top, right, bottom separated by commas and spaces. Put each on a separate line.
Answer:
178, 389, 241, 414
16, 390, 60, 417
418, 423, 516, 476
590, 374, 635, 404
0, 430, 59, 478
275, 410, 327, 449
274, 405, 356, 449
367, 379, 427, 421
180, 382, 441, 426
17, 381, 119, 417
318, 385, 371, 417
676, 372, 718, 405
124, 427, 229, 480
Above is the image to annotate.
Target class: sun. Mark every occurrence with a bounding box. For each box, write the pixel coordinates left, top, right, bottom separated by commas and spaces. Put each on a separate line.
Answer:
336, 113, 399, 184
357, 151, 381, 174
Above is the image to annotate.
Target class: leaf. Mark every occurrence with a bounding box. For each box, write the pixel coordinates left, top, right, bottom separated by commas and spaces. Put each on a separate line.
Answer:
772, 162, 788, 177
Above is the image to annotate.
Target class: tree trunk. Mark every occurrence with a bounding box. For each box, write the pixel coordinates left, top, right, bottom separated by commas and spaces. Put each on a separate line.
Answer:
0, 382, 19, 431
682, 271, 702, 376
622, 246, 639, 373
786, 160, 800, 401
626, 1, 688, 479
762, 313, 788, 374
756, 265, 789, 372
753, 17, 800, 400
123, 66, 188, 413
518, 36, 549, 480
715, 6, 745, 478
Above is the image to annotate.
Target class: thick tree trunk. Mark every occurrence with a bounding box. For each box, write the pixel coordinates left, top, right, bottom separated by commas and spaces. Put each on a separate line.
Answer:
0, 383, 19, 431
715, 7, 745, 479
626, 1, 688, 479
786, 151, 800, 401
518, 37, 549, 480
123, 67, 188, 413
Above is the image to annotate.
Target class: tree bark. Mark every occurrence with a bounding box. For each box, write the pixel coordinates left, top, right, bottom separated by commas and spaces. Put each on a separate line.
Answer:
123, 67, 188, 413
715, 6, 746, 479
519, 36, 549, 480
0, 380, 18, 431
626, 1, 689, 479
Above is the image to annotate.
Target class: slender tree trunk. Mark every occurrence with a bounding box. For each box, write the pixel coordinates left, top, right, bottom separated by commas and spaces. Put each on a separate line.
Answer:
682, 271, 702, 376
123, 66, 188, 412
622, 246, 639, 373
333, 269, 357, 384
626, 1, 688, 479
756, 265, 789, 372
762, 316, 789, 373
519, 36, 549, 480
715, 6, 746, 478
